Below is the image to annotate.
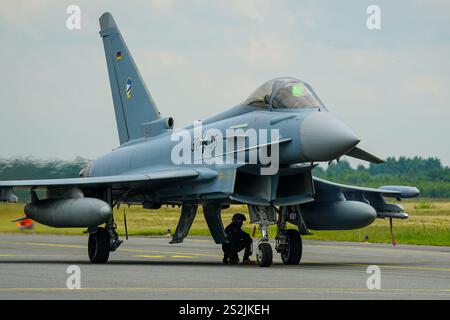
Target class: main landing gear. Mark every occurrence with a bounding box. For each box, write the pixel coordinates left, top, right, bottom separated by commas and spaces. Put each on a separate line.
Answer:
88, 218, 123, 264
248, 205, 304, 267
276, 206, 303, 265
88, 227, 110, 263
279, 229, 302, 265
88, 188, 123, 264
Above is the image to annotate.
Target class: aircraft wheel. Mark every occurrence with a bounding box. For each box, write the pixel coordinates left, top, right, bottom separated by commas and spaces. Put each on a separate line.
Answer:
88, 227, 110, 264
281, 229, 302, 265
256, 242, 273, 267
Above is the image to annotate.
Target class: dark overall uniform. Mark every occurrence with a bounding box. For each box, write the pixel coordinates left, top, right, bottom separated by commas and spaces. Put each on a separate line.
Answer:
222, 213, 253, 264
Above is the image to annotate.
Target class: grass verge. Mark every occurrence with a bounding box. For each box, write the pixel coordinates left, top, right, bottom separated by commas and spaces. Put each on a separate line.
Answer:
1, 199, 449, 246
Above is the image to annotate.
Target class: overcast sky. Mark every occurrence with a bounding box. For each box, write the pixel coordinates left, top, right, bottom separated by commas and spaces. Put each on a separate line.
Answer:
1, 0, 449, 166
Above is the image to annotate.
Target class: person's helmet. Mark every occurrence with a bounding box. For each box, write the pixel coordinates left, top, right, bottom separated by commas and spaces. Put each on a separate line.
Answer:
232, 213, 246, 224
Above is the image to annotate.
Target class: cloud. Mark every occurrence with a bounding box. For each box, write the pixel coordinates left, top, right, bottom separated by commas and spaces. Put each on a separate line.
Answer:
0, 0, 51, 25
415, 0, 450, 10
1, 1, 449, 165
402, 75, 449, 106
136, 49, 187, 72
233, 35, 295, 68
224, 0, 268, 22
146, 0, 175, 13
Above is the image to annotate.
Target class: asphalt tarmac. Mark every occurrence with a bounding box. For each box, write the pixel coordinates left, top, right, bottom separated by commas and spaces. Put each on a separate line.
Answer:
0, 233, 449, 299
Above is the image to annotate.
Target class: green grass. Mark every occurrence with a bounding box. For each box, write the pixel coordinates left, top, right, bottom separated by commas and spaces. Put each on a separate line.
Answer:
1, 199, 450, 246
414, 201, 435, 210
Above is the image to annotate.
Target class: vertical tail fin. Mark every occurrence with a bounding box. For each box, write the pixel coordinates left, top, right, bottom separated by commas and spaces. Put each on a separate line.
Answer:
99, 12, 161, 144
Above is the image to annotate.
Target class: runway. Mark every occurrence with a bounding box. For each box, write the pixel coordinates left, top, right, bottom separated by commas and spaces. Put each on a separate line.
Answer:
0, 233, 450, 299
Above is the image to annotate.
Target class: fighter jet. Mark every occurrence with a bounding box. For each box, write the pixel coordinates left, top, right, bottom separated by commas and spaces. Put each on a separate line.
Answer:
0, 13, 419, 267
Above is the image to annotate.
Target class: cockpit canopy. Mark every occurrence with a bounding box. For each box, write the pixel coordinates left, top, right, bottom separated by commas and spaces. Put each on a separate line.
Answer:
244, 77, 325, 110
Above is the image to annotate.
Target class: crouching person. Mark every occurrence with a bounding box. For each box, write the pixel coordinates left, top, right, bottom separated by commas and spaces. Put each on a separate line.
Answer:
222, 213, 255, 265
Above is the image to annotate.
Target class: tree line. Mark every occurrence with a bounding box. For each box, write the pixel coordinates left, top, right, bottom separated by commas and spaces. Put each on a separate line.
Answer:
0, 157, 90, 201
313, 156, 450, 198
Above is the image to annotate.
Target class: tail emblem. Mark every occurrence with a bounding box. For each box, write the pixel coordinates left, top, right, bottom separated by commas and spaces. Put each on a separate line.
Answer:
126, 77, 132, 99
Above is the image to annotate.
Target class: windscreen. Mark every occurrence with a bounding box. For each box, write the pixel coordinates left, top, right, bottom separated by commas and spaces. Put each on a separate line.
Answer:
272, 82, 322, 109
244, 78, 324, 110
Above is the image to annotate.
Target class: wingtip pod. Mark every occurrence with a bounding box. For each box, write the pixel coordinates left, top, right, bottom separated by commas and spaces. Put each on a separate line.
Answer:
378, 186, 420, 198
99, 12, 117, 31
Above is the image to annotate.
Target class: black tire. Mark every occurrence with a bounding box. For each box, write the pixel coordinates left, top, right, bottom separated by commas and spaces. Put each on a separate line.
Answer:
256, 242, 273, 267
281, 229, 302, 265
88, 227, 110, 264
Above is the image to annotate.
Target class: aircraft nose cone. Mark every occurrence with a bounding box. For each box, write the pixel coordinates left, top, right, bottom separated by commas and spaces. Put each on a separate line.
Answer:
300, 112, 360, 161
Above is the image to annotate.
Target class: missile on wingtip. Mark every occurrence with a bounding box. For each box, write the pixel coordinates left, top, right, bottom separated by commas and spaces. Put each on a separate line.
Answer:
378, 186, 420, 198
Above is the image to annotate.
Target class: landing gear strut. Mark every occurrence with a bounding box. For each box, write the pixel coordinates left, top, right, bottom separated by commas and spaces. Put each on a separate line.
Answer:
88, 188, 122, 264
88, 218, 122, 264
248, 205, 276, 267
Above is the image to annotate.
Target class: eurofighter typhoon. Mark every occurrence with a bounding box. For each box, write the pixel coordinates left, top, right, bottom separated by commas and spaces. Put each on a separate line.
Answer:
0, 13, 419, 267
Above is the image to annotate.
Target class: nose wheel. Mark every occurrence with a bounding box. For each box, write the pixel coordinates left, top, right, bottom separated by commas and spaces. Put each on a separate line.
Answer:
256, 242, 273, 267
248, 205, 276, 267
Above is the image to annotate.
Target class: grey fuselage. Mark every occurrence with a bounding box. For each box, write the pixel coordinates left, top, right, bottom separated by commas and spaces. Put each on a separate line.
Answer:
85, 102, 358, 205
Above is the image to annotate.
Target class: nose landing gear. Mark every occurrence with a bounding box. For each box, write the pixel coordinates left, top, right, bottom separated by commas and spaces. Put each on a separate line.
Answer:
249, 204, 305, 267
248, 205, 276, 267
256, 242, 273, 267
